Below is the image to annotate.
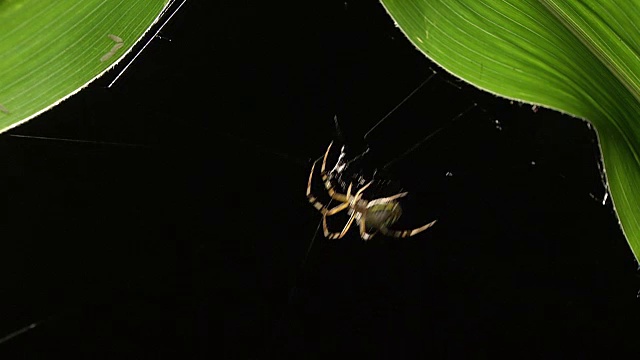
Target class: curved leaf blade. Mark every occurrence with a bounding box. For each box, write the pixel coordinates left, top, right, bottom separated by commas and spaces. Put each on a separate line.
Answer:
380, 0, 640, 260
0, 0, 170, 133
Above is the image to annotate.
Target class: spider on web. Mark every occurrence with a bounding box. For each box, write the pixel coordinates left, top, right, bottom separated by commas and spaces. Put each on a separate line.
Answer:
307, 141, 437, 240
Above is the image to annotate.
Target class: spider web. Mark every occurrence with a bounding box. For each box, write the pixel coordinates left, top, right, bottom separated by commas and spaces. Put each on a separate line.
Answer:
0, 0, 618, 356
0, 1, 188, 349
267, 59, 614, 356
301, 69, 479, 248
265, 68, 493, 356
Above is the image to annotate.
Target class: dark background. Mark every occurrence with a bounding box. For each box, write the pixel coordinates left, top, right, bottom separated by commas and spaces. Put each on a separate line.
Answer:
1, 0, 639, 358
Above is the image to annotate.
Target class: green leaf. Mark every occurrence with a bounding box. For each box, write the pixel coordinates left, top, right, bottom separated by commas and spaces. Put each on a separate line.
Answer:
380, 0, 640, 261
0, 0, 170, 133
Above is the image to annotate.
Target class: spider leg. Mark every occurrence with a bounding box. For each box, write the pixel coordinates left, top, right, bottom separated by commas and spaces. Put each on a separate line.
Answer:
367, 192, 408, 206
350, 181, 373, 207
325, 202, 350, 216
320, 141, 333, 174
354, 181, 372, 197
378, 219, 437, 238
320, 142, 349, 202
307, 160, 350, 214
323, 182, 352, 215
323, 211, 357, 239
383, 191, 408, 201
309, 144, 374, 239
358, 218, 377, 240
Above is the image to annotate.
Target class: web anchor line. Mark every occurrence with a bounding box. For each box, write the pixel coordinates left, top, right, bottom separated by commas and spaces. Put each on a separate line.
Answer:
278, 68, 479, 357
382, 102, 479, 170
325, 71, 438, 184
363, 68, 437, 140
107, 0, 187, 88
356, 67, 479, 170
6, 134, 149, 148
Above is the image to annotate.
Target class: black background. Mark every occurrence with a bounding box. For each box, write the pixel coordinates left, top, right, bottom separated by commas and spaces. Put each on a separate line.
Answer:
1, 0, 639, 358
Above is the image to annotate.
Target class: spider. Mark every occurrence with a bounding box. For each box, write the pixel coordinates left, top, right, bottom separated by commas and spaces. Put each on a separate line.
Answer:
307, 142, 437, 240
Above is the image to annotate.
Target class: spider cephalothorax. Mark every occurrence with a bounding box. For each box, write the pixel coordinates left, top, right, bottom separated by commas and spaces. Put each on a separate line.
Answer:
307, 142, 436, 240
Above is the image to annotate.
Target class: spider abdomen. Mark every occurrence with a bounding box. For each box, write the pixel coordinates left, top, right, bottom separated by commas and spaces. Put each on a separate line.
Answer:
365, 201, 402, 230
